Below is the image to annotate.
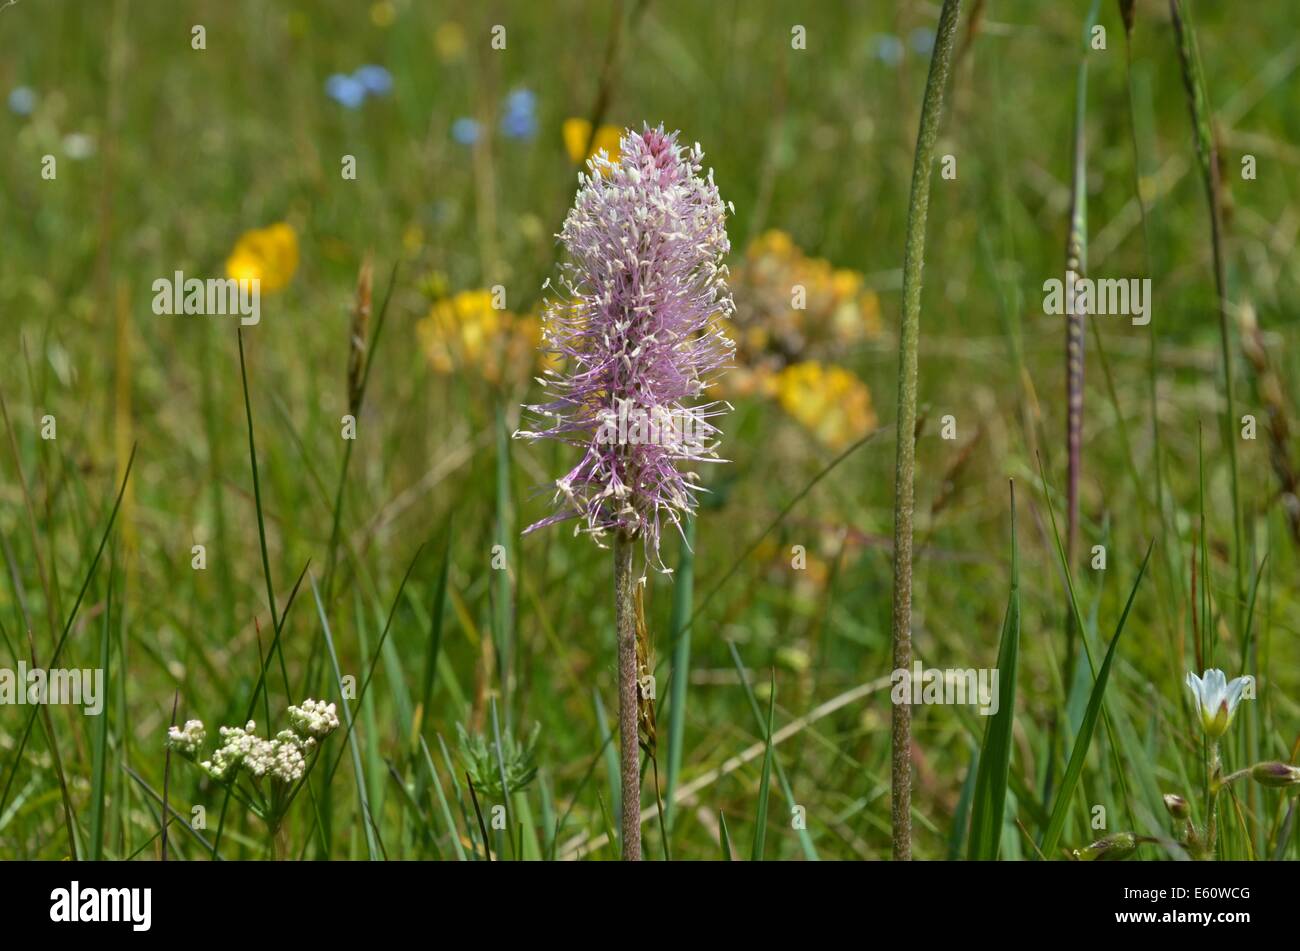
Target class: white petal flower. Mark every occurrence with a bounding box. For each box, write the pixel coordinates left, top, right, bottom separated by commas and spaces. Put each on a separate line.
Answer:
1185, 668, 1253, 738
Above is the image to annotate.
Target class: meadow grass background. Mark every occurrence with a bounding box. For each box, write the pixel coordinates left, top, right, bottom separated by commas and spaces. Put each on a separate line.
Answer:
1, 0, 1298, 860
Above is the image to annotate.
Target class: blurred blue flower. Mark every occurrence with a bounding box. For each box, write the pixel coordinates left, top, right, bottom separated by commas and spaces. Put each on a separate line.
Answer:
8, 86, 36, 116
870, 34, 904, 66
326, 73, 366, 109
500, 88, 537, 140
355, 65, 393, 96
909, 28, 935, 55
451, 117, 481, 146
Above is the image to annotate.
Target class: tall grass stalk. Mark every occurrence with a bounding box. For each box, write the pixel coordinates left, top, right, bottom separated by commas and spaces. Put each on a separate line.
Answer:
1064, 2, 1097, 568
887, 0, 961, 861
0, 444, 135, 821
1170, 0, 1244, 640
324, 262, 398, 602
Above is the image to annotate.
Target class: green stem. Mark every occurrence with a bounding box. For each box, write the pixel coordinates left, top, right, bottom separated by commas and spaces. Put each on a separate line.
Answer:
888, 0, 962, 862
1171, 0, 1244, 642
1205, 741, 1221, 858
614, 531, 640, 860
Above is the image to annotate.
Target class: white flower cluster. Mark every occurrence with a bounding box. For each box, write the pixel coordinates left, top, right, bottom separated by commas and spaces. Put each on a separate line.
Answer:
200, 720, 260, 781
173, 700, 336, 784
287, 698, 340, 738
243, 729, 312, 783
165, 719, 206, 756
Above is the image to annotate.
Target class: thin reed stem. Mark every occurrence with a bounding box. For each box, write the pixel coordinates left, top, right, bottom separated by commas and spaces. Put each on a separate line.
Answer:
614, 530, 641, 860
1171, 0, 1244, 639
888, 0, 961, 862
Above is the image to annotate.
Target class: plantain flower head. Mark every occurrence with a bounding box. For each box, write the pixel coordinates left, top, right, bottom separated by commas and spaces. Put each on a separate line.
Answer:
515, 124, 735, 570
1185, 669, 1253, 739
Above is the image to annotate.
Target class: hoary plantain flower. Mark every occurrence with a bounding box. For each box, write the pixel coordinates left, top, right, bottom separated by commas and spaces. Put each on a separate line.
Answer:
515, 124, 735, 571
515, 124, 734, 860
1185, 668, 1253, 739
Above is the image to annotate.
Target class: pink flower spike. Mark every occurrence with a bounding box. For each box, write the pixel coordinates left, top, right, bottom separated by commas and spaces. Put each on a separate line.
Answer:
515, 124, 735, 571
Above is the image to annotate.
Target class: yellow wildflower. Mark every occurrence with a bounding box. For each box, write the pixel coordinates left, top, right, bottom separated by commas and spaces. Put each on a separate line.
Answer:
775, 361, 876, 450
370, 2, 396, 27
402, 223, 424, 256
225, 223, 299, 292
747, 229, 797, 261
417, 289, 550, 384
562, 118, 622, 166
729, 230, 882, 364
435, 22, 466, 62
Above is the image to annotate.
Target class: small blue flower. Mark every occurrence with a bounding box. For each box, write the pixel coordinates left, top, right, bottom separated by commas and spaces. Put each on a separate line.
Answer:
870, 34, 904, 67
909, 27, 935, 55
504, 88, 535, 115
354, 65, 393, 96
326, 73, 366, 109
8, 86, 36, 116
500, 88, 537, 140
451, 117, 480, 146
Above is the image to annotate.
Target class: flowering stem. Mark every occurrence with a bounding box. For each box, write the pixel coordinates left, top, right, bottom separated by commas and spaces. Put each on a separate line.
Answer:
265, 818, 285, 861
1204, 741, 1221, 858
614, 529, 641, 860
887, 0, 961, 862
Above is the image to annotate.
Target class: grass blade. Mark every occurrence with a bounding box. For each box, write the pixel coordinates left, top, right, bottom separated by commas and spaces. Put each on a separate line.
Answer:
419, 736, 467, 861
967, 481, 1020, 860
750, 670, 776, 861
89, 554, 114, 860
663, 517, 695, 833
1040, 541, 1154, 858
0, 444, 136, 819
727, 641, 819, 860
312, 574, 381, 860
416, 523, 452, 748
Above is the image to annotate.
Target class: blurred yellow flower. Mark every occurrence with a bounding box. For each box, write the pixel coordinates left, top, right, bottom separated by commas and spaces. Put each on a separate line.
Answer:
775, 361, 876, 450
417, 289, 551, 384
370, 1, 396, 27
733, 229, 882, 353
748, 228, 796, 261
225, 223, 299, 292
435, 22, 466, 62
402, 222, 424, 256
562, 118, 622, 166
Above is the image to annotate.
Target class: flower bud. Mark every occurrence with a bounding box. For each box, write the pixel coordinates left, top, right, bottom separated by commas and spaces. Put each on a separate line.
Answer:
1073, 832, 1138, 861
1163, 793, 1190, 819
1250, 762, 1300, 788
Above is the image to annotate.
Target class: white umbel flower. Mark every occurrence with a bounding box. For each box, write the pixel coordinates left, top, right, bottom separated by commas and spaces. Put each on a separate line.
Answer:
270, 731, 308, 783
201, 720, 259, 780
1185, 669, 1253, 739
175, 703, 333, 787
288, 698, 340, 738
166, 719, 206, 756
244, 735, 278, 778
